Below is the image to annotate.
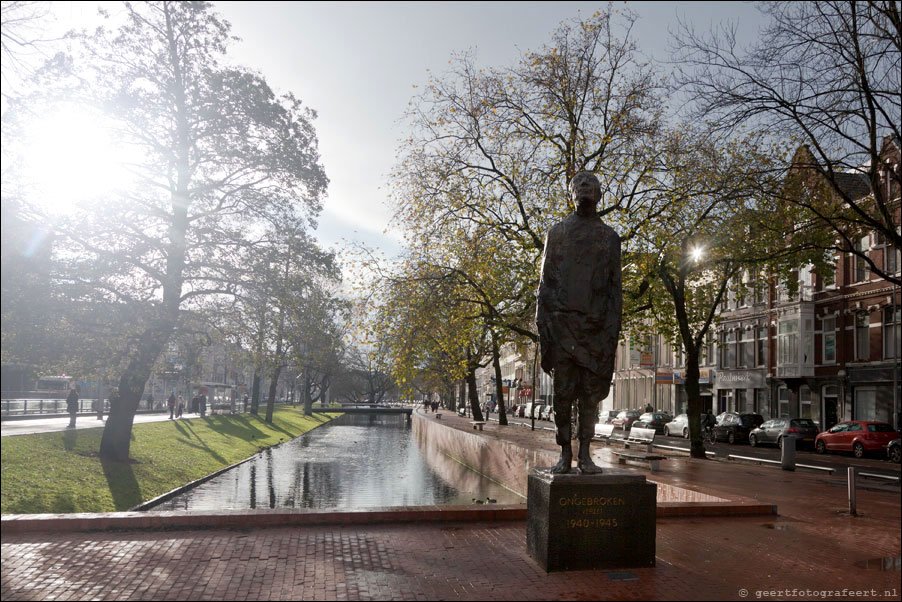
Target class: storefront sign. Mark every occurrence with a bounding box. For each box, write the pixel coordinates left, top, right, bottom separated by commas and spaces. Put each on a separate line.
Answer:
672, 369, 712, 385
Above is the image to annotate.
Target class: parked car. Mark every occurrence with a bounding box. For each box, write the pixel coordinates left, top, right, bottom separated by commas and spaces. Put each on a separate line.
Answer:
631, 412, 671, 435
524, 402, 544, 420
888, 439, 901, 464
710, 412, 764, 444
815, 421, 898, 458
749, 418, 819, 449
665, 414, 690, 438
612, 410, 641, 431
599, 410, 621, 425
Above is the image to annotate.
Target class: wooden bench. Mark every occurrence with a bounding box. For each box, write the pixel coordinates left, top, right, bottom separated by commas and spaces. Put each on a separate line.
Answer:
471, 421, 486, 431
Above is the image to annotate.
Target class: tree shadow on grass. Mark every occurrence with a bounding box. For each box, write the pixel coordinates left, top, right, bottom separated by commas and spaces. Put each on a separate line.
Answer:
177, 421, 228, 464
101, 457, 143, 511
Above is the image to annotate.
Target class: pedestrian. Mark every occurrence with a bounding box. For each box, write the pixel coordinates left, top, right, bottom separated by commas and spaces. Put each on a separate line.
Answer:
645, 403, 654, 413
104, 388, 117, 421
66, 387, 79, 428
177, 395, 184, 418
243, 394, 249, 413
146, 393, 154, 411
168, 392, 176, 419
199, 392, 207, 418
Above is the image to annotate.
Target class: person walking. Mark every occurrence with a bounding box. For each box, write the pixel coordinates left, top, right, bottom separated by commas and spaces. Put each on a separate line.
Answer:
177, 395, 185, 418
66, 387, 79, 428
168, 392, 176, 419
198, 392, 207, 418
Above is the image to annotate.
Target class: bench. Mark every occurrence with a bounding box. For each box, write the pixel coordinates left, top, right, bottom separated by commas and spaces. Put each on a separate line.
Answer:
611, 449, 668, 472
593, 423, 624, 444
624, 426, 657, 451
471, 421, 486, 431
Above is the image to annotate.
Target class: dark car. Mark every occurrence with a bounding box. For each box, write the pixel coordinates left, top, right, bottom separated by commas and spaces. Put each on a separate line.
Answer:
888, 439, 901, 464
632, 412, 672, 435
749, 418, 819, 449
612, 410, 641, 431
711, 412, 763, 444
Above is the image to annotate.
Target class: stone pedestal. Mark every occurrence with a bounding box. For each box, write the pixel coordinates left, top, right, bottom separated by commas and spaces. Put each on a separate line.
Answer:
526, 468, 656, 572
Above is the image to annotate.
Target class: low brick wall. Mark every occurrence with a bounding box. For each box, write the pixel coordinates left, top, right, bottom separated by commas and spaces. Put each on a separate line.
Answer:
412, 412, 776, 518
413, 411, 556, 496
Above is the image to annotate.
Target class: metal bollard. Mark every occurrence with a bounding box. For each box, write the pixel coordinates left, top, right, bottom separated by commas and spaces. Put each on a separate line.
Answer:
781, 436, 796, 471
848, 467, 857, 516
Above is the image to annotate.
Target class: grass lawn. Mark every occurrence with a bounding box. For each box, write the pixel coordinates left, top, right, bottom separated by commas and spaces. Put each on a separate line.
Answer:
1, 408, 340, 514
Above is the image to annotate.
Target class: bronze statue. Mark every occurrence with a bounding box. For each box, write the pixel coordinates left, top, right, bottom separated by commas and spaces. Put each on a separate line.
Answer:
536, 172, 622, 474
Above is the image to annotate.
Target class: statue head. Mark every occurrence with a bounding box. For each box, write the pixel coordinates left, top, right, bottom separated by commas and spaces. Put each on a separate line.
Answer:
569, 171, 601, 215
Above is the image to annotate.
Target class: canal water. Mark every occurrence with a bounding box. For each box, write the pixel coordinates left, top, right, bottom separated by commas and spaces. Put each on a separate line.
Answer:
153, 413, 524, 511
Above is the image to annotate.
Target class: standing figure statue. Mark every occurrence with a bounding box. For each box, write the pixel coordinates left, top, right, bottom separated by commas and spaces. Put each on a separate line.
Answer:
536, 171, 622, 474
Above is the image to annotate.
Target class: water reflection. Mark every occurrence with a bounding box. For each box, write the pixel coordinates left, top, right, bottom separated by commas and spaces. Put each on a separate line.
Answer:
153, 413, 523, 511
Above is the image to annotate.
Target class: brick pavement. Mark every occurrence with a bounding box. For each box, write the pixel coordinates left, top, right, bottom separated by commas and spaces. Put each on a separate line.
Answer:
2, 407, 900, 601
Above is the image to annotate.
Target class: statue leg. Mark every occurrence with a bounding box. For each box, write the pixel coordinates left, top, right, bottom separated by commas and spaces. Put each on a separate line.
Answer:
551, 362, 576, 474
576, 371, 603, 474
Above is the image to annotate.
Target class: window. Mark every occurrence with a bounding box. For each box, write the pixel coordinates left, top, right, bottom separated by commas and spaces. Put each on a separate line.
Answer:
740, 328, 754, 368
855, 312, 870, 361
736, 389, 748, 413
754, 388, 767, 418
875, 229, 900, 274
756, 326, 767, 367
884, 306, 900, 360
800, 386, 813, 420
822, 317, 836, 364
703, 332, 715, 367
778, 387, 790, 418
778, 320, 798, 365
722, 330, 737, 369
854, 237, 869, 282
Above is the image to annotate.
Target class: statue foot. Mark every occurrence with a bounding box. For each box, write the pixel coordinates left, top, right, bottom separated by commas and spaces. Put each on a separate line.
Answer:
577, 458, 602, 474
577, 439, 601, 474
550, 446, 573, 474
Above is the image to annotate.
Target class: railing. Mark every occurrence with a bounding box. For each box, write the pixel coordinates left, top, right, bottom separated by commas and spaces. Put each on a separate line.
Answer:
1, 398, 158, 416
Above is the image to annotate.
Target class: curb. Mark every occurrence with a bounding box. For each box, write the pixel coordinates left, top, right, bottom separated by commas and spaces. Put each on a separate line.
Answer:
0, 506, 528, 534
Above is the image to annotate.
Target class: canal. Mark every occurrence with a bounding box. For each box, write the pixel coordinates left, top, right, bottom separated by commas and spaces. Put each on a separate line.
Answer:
153, 413, 524, 511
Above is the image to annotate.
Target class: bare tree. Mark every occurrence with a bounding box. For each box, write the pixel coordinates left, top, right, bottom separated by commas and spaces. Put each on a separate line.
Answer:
673, 1, 901, 284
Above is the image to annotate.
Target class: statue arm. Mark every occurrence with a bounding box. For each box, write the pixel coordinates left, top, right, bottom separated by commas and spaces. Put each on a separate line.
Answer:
536, 232, 556, 374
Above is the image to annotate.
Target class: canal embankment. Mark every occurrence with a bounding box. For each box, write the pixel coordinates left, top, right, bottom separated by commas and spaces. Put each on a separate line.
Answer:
0, 409, 340, 514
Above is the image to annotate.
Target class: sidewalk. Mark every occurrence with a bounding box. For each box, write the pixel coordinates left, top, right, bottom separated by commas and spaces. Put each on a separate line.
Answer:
2, 408, 899, 601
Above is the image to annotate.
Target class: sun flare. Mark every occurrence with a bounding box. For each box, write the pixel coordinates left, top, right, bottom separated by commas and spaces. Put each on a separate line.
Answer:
20, 104, 135, 214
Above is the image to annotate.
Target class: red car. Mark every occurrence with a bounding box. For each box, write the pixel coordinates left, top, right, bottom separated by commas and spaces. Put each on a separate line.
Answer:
814, 421, 898, 458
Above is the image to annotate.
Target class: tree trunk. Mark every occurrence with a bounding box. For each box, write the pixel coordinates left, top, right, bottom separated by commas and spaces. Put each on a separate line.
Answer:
303, 371, 313, 416
100, 324, 172, 461
684, 347, 707, 459
492, 335, 508, 425
251, 368, 261, 415
265, 363, 281, 423
466, 365, 484, 422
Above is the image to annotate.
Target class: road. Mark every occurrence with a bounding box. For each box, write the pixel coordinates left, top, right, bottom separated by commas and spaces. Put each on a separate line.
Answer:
484, 414, 902, 480
1, 412, 186, 437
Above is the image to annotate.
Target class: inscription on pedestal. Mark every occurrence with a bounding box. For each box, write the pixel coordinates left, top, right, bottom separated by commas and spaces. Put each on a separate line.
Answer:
527, 469, 656, 572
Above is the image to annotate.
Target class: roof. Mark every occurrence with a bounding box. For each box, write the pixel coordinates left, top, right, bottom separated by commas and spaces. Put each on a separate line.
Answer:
833, 171, 871, 201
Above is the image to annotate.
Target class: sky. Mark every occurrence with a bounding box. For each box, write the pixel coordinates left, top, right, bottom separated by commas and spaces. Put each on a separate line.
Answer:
11, 1, 767, 258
